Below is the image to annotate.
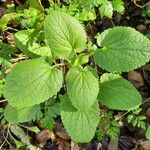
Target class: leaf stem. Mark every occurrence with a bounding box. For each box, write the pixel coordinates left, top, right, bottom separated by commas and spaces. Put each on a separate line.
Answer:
116, 97, 150, 121
142, 97, 150, 105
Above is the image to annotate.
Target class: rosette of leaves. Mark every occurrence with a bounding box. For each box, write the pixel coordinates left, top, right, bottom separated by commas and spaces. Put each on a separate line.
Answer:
3, 11, 150, 143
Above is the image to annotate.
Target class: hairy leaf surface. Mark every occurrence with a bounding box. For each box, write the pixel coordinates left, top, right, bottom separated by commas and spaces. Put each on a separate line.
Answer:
4, 105, 42, 123
112, 0, 124, 13
4, 58, 63, 108
66, 67, 99, 110
60, 95, 100, 143
15, 30, 51, 58
94, 27, 150, 72
98, 73, 142, 110
40, 116, 55, 130
99, 1, 113, 18
44, 11, 87, 59
0, 43, 16, 67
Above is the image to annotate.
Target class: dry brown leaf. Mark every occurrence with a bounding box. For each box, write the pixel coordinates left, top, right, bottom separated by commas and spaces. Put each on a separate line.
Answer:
136, 24, 147, 33
141, 140, 150, 150
71, 141, 79, 150
55, 122, 70, 140
127, 71, 144, 88
108, 139, 118, 150
36, 129, 55, 144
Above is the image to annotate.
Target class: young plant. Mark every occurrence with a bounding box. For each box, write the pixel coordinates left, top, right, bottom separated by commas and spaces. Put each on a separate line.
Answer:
62, 0, 124, 20
3, 11, 150, 143
127, 108, 146, 130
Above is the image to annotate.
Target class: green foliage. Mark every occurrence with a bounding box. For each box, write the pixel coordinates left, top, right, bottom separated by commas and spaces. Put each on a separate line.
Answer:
27, 0, 44, 11
66, 67, 99, 110
44, 11, 87, 59
2, 9, 150, 143
142, 3, 150, 17
0, 83, 3, 95
60, 94, 100, 143
40, 103, 60, 130
98, 73, 141, 110
112, 0, 124, 13
15, 29, 52, 58
40, 116, 55, 130
0, 13, 22, 30
0, 41, 17, 67
20, 7, 44, 28
99, 1, 113, 18
4, 57, 63, 108
79, 8, 96, 21
99, 111, 120, 139
4, 105, 42, 123
0, 108, 4, 113
127, 108, 146, 130
95, 130, 105, 141
62, 0, 124, 20
107, 121, 120, 140
46, 103, 60, 118
94, 27, 150, 72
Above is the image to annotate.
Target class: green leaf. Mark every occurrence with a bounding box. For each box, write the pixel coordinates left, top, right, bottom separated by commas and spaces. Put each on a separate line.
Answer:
84, 66, 99, 79
66, 67, 99, 110
0, 13, 22, 30
73, 53, 89, 66
98, 73, 142, 110
0, 42, 17, 67
44, 11, 87, 59
0, 83, 4, 95
4, 58, 63, 108
94, 27, 150, 72
0, 108, 4, 113
112, 0, 124, 14
4, 105, 42, 123
99, 1, 113, 18
40, 116, 55, 130
79, 0, 103, 9
60, 94, 100, 143
40, 103, 59, 130
146, 126, 150, 140
27, 0, 43, 11
27, 126, 40, 133
47, 103, 60, 118
79, 8, 96, 21
15, 30, 52, 58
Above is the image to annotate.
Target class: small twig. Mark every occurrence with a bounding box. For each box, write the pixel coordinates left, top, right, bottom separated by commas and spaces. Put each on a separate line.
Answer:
142, 97, 150, 105
0, 99, 7, 103
18, 123, 32, 131
8, 129, 17, 143
133, 0, 143, 8
110, 19, 115, 27
133, 0, 150, 9
143, 2, 150, 8
52, 63, 66, 68
11, 56, 28, 63
7, 27, 19, 32
115, 97, 150, 121
0, 124, 11, 149
115, 110, 130, 121
15, 0, 23, 6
